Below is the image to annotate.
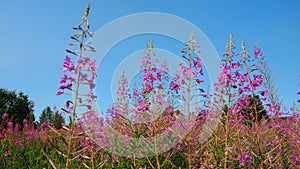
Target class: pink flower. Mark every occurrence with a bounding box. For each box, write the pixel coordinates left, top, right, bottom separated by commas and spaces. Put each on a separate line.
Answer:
244, 85, 250, 92
2, 113, 8, 120
65, 100, 72, 108
253, 74, 263, 84
65, 55, 71, 62
170, 81, 179, 91
193, 58, 202, 68
56, 91, 64, 95
165, 105, 173, 114
254, 48, 261, 56
5, 150, 11, 157
60, 74, 68, 83
132, 89, 139, 97
62, 55, 75, 72
232, 62, 240, 68
238, 88, 243, 94
7, 121, 13, 128
23, 119, 28, 124
261, 89, 268, 96
59, 84, 68, 90
196, 79, 204, 84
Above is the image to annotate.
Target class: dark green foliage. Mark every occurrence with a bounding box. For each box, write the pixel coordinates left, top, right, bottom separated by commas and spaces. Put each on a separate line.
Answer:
0, 88, 34, 126
52, 112, 65, 129
241, 95, 268, 127
220, 95, 268, 127
39, 106, 65, 129
39, 106, 53, 124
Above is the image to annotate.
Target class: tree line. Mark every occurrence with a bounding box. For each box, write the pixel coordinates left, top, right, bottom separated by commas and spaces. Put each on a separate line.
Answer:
0, 88, 64, 129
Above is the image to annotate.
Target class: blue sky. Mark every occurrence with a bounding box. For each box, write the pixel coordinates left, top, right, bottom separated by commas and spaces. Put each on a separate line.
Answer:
0, 0, 299, 120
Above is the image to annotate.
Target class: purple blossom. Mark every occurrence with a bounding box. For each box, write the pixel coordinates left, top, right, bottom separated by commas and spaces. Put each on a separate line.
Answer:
165, 105, 173, 114
254, 47, 261, 56
5, 150, 11, 157
193, 58, 202, 68
56, 91, 64, 95
132, 88, 139, 97
2, 113, 8, 120
170, 81, 179, 91
23, 119, 28, 124
62, 56, 75, 72
261, 89, 268, 96
7, 121, 13, 128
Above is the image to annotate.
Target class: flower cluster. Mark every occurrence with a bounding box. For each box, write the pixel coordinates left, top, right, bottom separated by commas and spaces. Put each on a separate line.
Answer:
170, 32, 205, 100
57, 33, 97, 106
57, 56, 75, 95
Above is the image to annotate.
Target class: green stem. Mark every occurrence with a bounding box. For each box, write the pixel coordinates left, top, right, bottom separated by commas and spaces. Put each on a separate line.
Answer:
65, 20, 87, 169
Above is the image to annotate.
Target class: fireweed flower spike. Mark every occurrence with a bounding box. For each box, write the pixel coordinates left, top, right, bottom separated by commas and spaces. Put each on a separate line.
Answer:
48, 3, 98, 169
254, 43, 261, 57
169, 31, 206, 169
254, 43, 285, 116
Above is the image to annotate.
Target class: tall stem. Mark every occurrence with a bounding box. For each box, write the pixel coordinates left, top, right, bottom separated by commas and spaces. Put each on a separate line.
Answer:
186, 32, 194, 169
224, 32, 233, 169
148, 40, 161, 169
242, 40, 262, 152
65, 13, 88, 169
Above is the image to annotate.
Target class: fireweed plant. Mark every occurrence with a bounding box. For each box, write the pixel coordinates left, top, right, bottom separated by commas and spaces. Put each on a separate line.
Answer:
46, 3, 99, 169
168, 32, 207, 169
1, 5, 300, 169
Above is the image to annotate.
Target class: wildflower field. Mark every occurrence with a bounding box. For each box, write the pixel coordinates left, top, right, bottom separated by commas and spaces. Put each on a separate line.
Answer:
1, 3, 300, 169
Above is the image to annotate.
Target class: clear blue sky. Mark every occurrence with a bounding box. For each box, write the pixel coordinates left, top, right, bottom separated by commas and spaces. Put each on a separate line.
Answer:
0, 0, 299, 119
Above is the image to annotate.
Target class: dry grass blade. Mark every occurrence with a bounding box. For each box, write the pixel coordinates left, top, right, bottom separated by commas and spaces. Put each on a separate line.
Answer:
55, 148, 68, 157
161, 150, 175, 167
62, 126, 70, 131
48, 140, 67, 157
146, 156, 156, 169
97, 158, 108, 169
41, 149, 58, 169
81, 155, 92, 160
48, 126, 68, 145
72, 146, 89, 156
48, 125, 63, 136
82, 162, 90, 169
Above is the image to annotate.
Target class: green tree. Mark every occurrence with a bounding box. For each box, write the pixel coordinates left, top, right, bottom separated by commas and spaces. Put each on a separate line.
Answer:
39, 106, 53, 124
0, 88, 34, 126
52, 111, 65, 129
39, 106, 65, 129
241, 95, 268, 127
219, 95, 268, 127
